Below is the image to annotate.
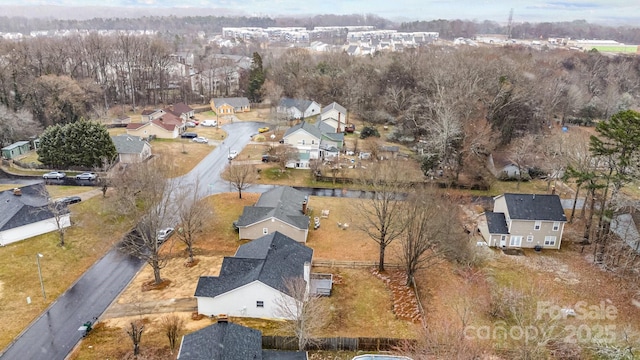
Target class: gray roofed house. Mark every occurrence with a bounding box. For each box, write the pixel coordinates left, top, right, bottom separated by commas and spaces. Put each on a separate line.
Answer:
236, 186, 310, 243
111, 135, 152, 164
0, 183, 70, 246
284, 121, 322, 140
211, 97, 251, 115
278, 98, 321, 119
178, 320, 307, 360
194, 232, 313, 320
319, 102, 347, 133
478, 193, 567, 249
321, 102, 347, 115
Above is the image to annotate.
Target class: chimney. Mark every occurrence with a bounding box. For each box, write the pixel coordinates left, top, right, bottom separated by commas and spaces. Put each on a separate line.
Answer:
302, 199, 308, 215
12, 188, 22, 196
217, 314, 229, 323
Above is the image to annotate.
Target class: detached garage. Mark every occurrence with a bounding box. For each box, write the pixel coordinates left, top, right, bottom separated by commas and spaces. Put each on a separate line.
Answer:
1, 141, 31, 160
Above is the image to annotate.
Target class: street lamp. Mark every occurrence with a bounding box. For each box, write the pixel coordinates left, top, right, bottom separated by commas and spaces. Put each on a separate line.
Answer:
36, 253, 46, 300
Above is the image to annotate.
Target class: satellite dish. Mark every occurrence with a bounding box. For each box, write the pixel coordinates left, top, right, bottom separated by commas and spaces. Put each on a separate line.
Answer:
270, 134, 276, 139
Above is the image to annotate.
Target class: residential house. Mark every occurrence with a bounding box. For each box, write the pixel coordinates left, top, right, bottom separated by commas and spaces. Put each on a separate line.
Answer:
126, 112, 184, 139
479, 193, 566, 249
141, 109, 165, 123
194, 231, 313, 319
379, 145, 399, 160
319, 102, 347, 133
168, 102, 195, 121
177, 318, 307, 359
277, 98, 321, 120
488, 153, 523, 180
0, 184, 70, 246
210, 97, 251, 115
111, 135, 152, 164
282, 121, 322, 168
1, 141, 31, 160
236, 186, 310, 243
318, 121, 344, 149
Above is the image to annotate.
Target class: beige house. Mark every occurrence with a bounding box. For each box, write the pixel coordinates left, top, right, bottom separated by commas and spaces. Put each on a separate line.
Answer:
126, 113, 183, 139
235, 186, 310, 243
210, 97, 250, 115
479, 193, 566, 250
320, 102, 347, 133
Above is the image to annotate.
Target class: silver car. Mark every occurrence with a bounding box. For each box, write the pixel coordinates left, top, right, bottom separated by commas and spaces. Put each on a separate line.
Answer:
43, 171, 66, 179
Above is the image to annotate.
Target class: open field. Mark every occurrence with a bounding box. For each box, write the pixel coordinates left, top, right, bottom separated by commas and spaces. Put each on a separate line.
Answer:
0, 193, 130, 350
148, 138, 215, 178
591, 45, 638, 53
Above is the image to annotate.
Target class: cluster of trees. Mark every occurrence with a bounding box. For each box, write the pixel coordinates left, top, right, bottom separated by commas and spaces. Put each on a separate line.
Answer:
37, 120, 116, 168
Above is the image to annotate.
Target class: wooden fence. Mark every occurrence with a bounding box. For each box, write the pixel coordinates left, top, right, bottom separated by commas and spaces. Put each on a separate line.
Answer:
262, 336, 414, 351
312, 259, 402, 269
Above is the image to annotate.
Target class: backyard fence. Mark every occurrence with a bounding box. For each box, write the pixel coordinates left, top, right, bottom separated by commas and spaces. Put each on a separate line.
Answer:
312, 259, 403, 269
262, 336, 415, 351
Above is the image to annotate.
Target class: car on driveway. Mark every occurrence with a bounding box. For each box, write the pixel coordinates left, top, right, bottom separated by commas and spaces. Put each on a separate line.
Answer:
156, 227, 174, 243
43, 171, 66, 179
186, 121, 197, 128
258, 126, 270, 133
201, 119, 217, 127
75, 172, 97, 180
192, 136, 208, 144
181, 132, 198, 139
56, 196, 82, 205
261, 154, 279, 162
228, 150, 238, 160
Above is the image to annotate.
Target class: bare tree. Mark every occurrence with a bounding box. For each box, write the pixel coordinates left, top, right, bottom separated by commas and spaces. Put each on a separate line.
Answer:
126, 321, 144, 356
35, 185, 71, 247
507, 134, 538, 190
225, 163, 256, 199
175, 180, 210, 264
275, 277, 327, 351
269, 144, 299, 172
0, 105, 41, 147
352, 160, 410, 272
111, 159, 178, 285
161, 314, 185, 353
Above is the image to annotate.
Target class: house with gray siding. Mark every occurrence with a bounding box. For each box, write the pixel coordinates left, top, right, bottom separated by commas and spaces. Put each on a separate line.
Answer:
236, 186, 310, 242
111, 135, 152, 164
479, 193, 566, 249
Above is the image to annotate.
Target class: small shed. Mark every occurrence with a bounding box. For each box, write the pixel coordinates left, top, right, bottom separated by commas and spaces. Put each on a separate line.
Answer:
1, 141, 31, 160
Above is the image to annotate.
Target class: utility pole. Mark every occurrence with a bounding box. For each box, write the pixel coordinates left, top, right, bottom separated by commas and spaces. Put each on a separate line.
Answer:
36, 253, 46, 300
507, 8, 514, 40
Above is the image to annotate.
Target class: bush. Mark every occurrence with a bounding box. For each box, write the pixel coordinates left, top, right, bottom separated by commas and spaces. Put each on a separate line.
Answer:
359, 126, 380, 139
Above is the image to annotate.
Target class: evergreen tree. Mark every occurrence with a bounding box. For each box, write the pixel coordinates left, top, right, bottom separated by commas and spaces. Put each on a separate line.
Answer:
38, 120, 117, 168
247, 52, 265, 103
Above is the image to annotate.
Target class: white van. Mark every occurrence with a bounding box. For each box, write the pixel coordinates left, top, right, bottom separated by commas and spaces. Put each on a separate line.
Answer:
201, 119, 218, 127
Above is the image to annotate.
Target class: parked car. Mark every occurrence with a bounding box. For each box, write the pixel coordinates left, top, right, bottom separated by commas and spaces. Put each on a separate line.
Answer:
258, 126, 270, 133
185, 121, 197, 128
191, 120, 199, 125
75, 172, 97, 180
43, 171, 66, 179
358, 152, 371, 160
156, 227, 174, 243
181, 132, 198, 139
56, 196, 82, 205
344, 124, 356, 133
228, 150, 238, 160
201, 119, 217, 127
261, 154, 279, 162
192, 136, 208, 144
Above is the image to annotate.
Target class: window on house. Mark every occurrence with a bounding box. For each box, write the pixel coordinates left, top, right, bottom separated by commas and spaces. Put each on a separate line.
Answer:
262, 228, 268, 235
544, 236, 557, 246
553, 222, 560, 231
256, 301, 264, 308
534, 221, 542, 230
527, 235, 534, 242
509, 236, 522, 247
311, 140, 315, 144
302, 139, 306, 145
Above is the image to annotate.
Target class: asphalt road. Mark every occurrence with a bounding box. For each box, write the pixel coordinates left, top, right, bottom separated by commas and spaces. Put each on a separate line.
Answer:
0, 121, 267, 360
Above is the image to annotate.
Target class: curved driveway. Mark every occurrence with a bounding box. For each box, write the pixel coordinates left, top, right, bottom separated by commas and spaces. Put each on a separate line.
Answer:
0, 121, 269, 360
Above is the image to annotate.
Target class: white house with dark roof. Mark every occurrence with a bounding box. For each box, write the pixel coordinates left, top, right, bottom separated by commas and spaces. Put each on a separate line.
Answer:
194, 232, 313, 319
479, 193, 567, 249
282, 121, 322, 168
236, 186, 310, 242
111, 135, 152, 164
319, 102, 347, 133
0, 183, 70, 246
277, 98, 321, 119
178, 319, 308, 359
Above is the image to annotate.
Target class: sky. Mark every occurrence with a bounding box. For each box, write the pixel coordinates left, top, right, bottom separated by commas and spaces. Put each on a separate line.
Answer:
1, 0, 639, 25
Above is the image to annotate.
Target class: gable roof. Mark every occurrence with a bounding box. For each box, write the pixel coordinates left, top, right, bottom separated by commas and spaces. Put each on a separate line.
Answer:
2, 141, 30, 151
485, 211, 509, 234
236, 186, 310, 230
152, 112, 182, 131
212, 97, 250, 108
111, 135, 149, 154
284, 121, 322, 140
279, 98, 315, 113
172, 102, 193, 115
0, 183, 65, 232
499, 193, 566, 222
178, 321, 262, 360
178, 321, 308, 360
194, 232, 313, 298
321, 102, 346, 115
322, 131, 344, 142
